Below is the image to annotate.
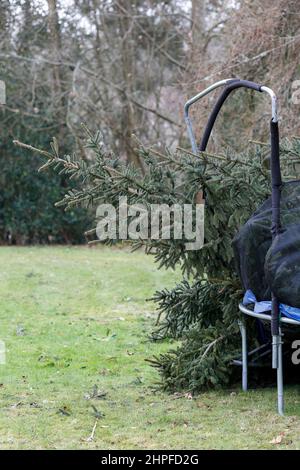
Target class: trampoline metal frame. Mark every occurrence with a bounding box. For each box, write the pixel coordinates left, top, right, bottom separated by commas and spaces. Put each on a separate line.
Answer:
184, 79, 278, 154
184, 78, 299, 415
238, 303, 299, 416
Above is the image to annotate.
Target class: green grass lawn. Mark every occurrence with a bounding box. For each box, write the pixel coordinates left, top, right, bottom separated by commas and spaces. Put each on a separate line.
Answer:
0, 245, 299, 450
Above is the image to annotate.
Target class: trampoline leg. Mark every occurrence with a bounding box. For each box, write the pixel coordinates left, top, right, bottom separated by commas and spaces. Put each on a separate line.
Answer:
239, 320, 248, 392
277, 328, 284, 416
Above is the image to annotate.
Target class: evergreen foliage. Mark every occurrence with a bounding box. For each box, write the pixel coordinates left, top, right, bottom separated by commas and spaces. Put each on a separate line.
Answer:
15, 129, 300, 391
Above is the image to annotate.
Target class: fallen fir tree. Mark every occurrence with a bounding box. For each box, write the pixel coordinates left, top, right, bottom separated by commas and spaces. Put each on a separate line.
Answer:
14, 131, 300, 392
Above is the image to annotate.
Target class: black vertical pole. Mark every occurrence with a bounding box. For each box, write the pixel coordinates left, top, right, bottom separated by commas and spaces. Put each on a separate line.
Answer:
270, 120, 281, 340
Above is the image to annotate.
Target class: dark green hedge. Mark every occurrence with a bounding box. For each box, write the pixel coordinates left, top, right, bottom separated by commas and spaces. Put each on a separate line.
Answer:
0, 138, 91, 245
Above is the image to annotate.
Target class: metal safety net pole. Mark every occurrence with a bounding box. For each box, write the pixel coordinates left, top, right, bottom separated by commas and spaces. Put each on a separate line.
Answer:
184, 79, 283, 414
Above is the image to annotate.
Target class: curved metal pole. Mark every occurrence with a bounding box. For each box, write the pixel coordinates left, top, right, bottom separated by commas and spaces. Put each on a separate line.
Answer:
184, 80, 281, 413
239, 304, 299, 326
184, 78, 236, 154
261, 86, 278, 123
184, 79, 278, 153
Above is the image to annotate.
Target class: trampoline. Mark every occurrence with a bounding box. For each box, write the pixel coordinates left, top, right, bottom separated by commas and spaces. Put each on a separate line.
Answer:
184, 78, 300, 415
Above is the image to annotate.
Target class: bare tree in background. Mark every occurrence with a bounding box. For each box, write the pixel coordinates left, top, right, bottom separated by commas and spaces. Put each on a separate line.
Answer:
0, 0, 190, 165
69, 0, 187, 163
4, 0, 299, 160
47, 0, 68, 141
188, 0, 300, 151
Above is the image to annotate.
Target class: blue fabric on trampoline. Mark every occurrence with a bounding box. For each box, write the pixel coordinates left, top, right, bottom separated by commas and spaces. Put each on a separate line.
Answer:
243, 289, 300, 322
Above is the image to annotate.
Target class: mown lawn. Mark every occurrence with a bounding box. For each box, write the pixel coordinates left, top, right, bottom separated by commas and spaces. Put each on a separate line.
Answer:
0, 245, 299, 450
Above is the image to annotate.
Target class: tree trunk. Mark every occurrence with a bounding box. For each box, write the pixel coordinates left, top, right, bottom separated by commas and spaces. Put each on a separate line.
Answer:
117, 0, 143, 169
47, 0, 67, 137
191, 0, 206, 60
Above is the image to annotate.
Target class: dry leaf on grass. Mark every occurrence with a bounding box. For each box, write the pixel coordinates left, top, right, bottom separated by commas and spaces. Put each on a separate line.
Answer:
270, 432, 285, 445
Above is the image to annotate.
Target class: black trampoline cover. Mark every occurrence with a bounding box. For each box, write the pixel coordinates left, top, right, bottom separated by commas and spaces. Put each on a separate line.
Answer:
233, 180, 300, 308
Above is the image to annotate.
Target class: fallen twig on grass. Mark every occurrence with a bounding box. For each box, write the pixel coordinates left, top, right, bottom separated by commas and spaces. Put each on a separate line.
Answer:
86, 419, 98, 442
